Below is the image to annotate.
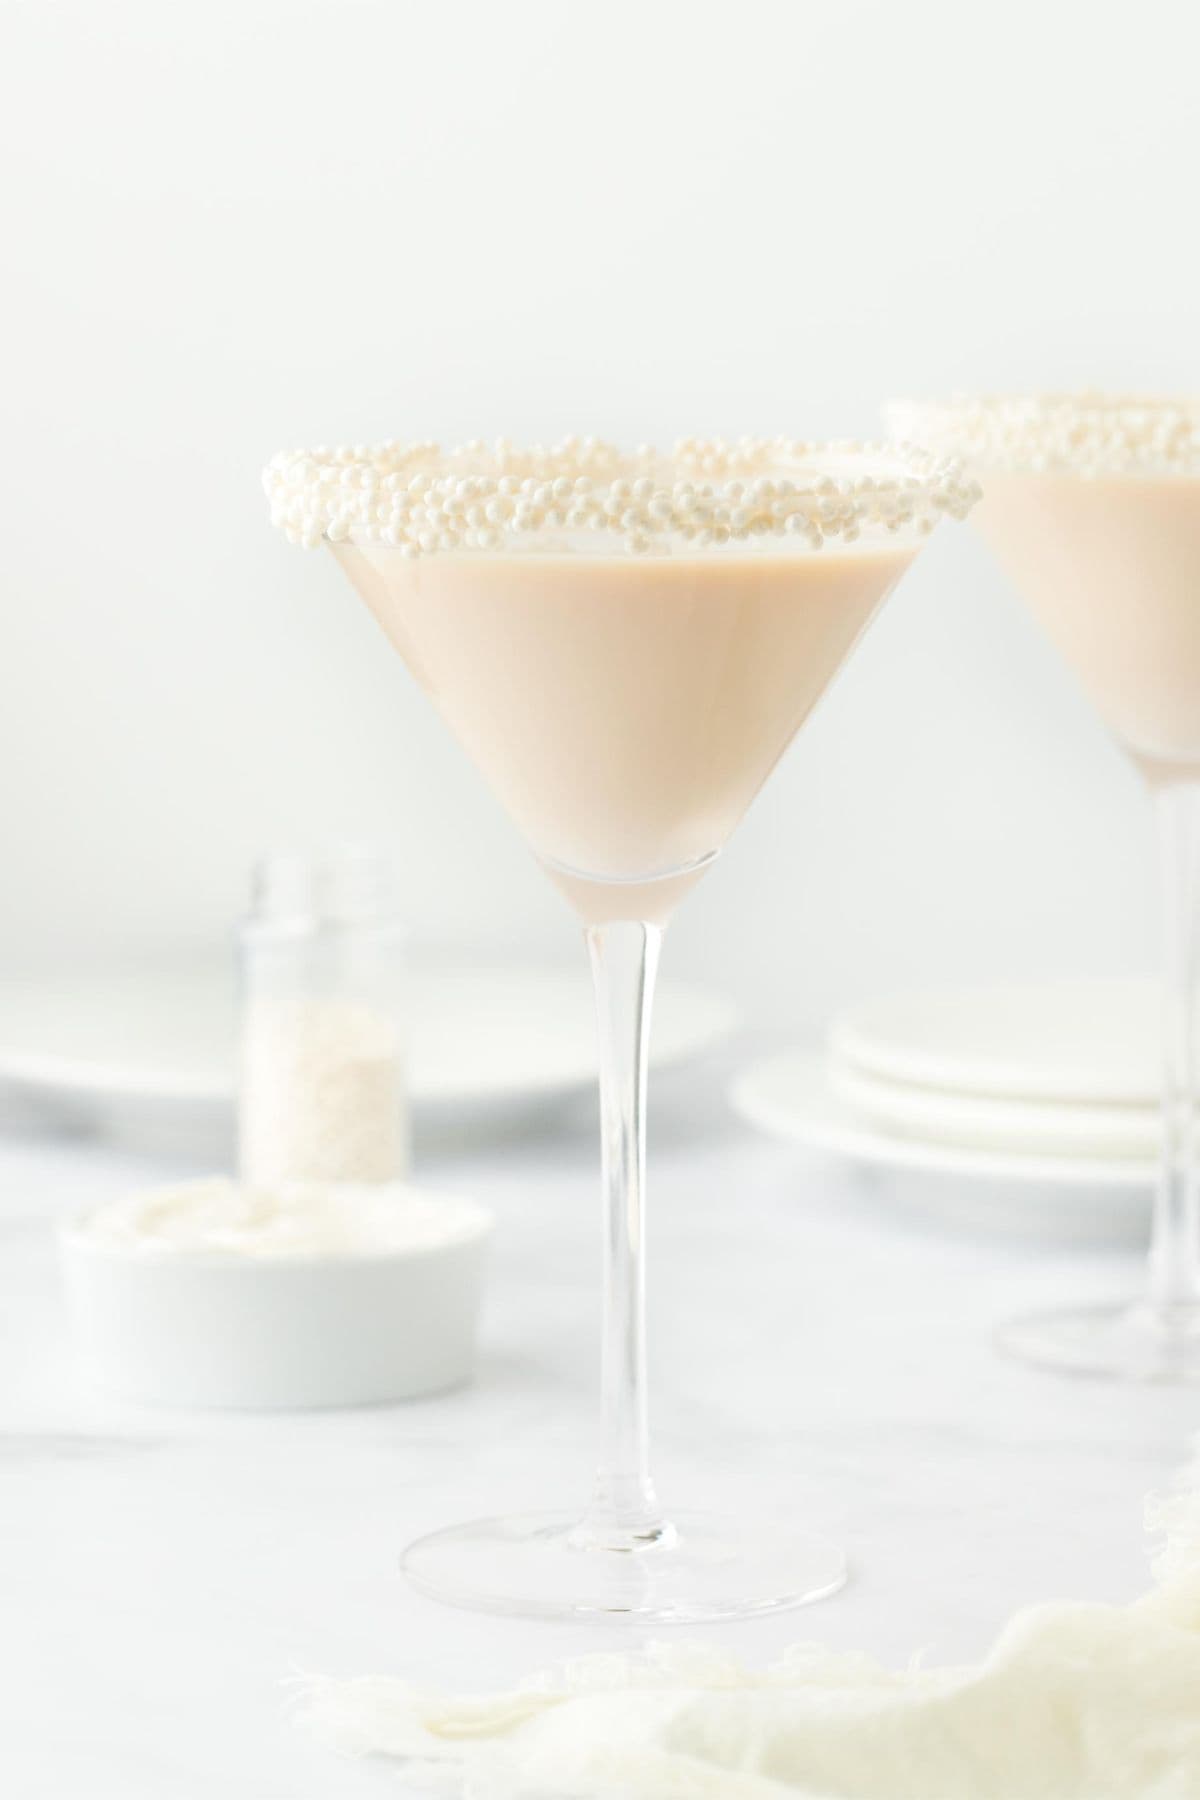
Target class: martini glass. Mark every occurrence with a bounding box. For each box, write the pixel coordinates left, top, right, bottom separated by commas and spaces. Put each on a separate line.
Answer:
265, 434, 977, 1617
889, 395, 1200, 1382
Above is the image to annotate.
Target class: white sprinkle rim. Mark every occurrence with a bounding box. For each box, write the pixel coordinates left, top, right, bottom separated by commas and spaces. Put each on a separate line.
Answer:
887, 394, 1200, 479
264, 435, 979, 557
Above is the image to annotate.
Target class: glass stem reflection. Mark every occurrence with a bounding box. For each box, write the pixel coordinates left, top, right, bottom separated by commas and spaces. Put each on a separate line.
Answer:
1149, 778, 1200, 1315
579, 918, 671, 1550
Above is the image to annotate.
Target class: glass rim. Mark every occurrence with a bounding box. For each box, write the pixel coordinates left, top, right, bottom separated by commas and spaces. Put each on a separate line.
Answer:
886, 393, 1200, 479
267, 435, 978, 559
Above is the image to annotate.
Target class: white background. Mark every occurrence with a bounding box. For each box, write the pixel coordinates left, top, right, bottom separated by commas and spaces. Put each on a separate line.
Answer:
2, 0, 1197, 1025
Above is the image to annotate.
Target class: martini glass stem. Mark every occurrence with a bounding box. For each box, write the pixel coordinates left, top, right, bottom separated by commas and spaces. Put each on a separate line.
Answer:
578, 918, 670, 1549
1149, 778, 1200, 1313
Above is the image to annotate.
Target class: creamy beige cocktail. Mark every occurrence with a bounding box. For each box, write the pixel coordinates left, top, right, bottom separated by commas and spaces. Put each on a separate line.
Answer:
977, 471, 1200, 774
332, 537, 914, 921
892, 396, 1200, 775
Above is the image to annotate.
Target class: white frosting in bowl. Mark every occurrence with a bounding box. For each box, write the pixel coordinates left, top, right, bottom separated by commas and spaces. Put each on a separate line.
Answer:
68, 1178, 485, 1261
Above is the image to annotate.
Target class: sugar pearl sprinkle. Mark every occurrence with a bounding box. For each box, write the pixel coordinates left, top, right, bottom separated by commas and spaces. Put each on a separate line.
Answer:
889, 394, 1200, 480
263, 436, 978, 558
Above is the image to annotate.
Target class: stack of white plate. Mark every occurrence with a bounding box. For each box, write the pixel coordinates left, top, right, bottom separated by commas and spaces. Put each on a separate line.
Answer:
731, 980, 1160, 1241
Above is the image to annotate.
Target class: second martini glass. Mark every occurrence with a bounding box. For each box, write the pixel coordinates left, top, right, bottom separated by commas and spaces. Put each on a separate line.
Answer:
265, 433, 977, 1616
891, 394, 1200, 1382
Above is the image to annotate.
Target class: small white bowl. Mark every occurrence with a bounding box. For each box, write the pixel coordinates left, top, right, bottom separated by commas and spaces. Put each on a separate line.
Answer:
58, 1186, 492, 1410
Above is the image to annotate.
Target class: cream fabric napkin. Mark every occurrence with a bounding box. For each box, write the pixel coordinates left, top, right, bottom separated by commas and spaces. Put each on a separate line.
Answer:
301, 1491, 1200, 1799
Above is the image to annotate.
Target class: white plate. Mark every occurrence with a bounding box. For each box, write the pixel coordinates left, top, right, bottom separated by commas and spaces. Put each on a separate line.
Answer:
0, 965, 735, 1154
829, 1057, 1159, 1159
730, 1052, 1152, 1242
830, 979, 1159, 1106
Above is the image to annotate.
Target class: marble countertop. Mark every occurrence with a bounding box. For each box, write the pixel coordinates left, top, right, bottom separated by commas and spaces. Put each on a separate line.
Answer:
3, 1055, 1193, 1797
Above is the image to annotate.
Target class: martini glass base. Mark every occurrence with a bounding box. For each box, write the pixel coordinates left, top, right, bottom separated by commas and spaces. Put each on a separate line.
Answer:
401, 1510, 847, 1622
996, 1300, 1200, 1382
